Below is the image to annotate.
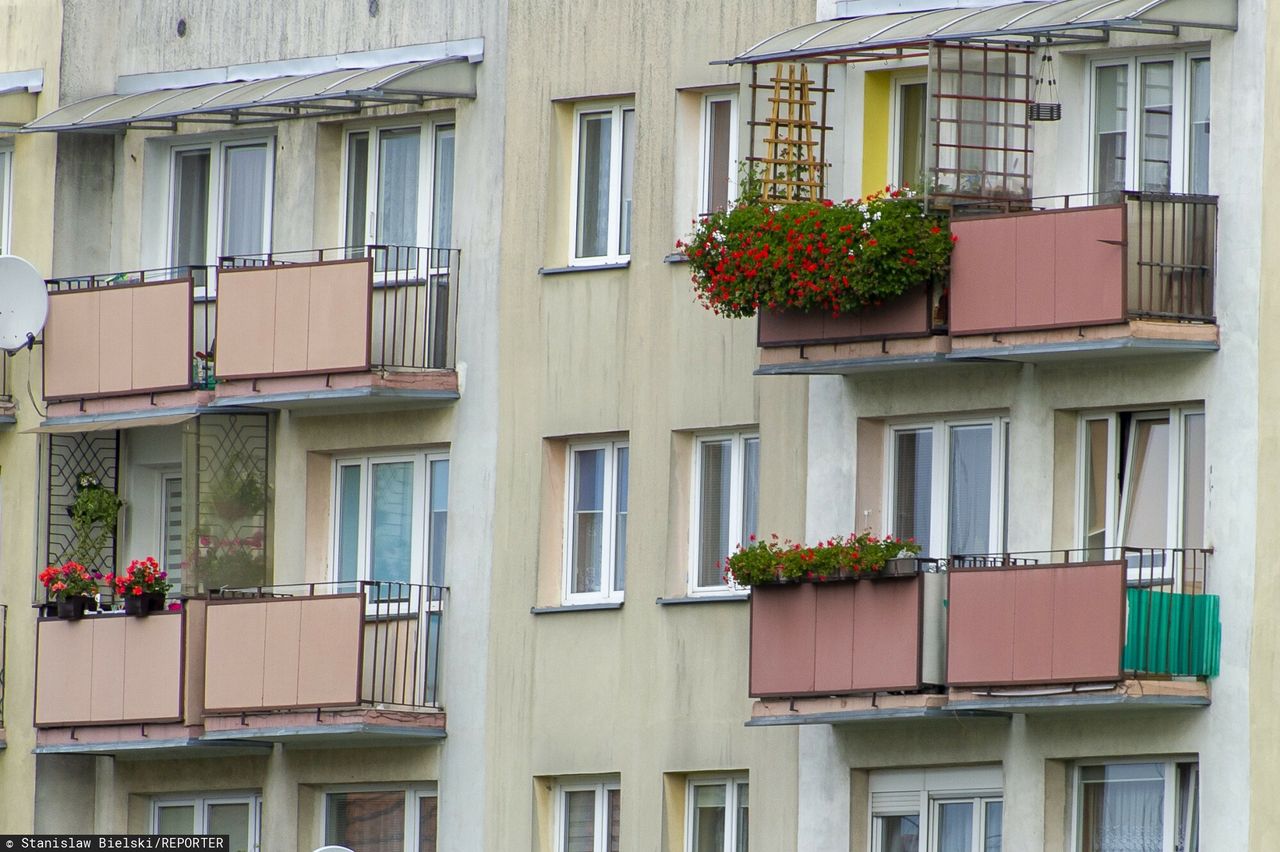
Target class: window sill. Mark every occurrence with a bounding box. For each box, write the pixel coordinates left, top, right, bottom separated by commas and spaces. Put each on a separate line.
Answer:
531, 601, 624, 615
663, 252, 689, 265
538, 261, 631, 276
656, 593, 750, 606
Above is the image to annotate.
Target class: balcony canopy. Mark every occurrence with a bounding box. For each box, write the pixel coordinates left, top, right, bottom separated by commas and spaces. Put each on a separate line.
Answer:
728, 0, 1236, 64
24, 56, 477, 133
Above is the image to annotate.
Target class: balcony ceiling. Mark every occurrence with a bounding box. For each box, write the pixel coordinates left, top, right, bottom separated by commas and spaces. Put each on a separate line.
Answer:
729, 0, 1236, 64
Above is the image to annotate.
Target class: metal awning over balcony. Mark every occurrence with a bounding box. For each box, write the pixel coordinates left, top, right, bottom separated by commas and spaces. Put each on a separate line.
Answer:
24, 56, 478, 133
729, 0, 1237, 65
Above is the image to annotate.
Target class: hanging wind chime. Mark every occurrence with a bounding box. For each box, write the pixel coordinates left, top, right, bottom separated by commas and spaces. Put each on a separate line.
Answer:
1027, 47, 1062, 122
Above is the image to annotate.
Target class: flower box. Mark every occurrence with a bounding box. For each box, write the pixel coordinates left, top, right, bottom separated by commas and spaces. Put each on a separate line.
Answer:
757, 285, 935, 348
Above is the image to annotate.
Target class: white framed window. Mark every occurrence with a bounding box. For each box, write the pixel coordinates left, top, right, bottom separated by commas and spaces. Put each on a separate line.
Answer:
342, 119, 456, 259
153, 792, 262, 850
870, 767, 1003, 852
890, 73, 929, 190
332, 451, 450, 588
690, 432, 759, 594
571, 101, 636, 263
555, 779, 621, 852
159, 469, 184, 585
886, 417, 1009, 558
1091, 53, 1210, 195
564, 440, 628, 604
324, 785, 438, 852
699, 92, 738, 214
0, 144, 12, 254
1072, 759, 1198, 852
686, 777, 748, 852
168, 137, 274, 267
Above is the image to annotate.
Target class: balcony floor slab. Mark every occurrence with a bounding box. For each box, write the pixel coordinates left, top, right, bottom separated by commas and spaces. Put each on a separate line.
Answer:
35, 724, 271, 759
211, 370, 459, 413
747, 694, 1008, 727
201, 707, 446, 748
948, 320, 1219, 363
946, 679, 1210, 714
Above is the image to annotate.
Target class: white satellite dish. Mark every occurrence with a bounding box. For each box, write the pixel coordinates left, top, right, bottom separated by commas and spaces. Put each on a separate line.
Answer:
0, 255, 48, 351
313, 847, 355, 852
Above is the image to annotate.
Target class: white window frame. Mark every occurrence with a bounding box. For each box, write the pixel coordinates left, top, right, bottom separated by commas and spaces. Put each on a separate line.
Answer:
562, 440, 628, 605
888, 71, 929, 189
321, 783, 438, 852
0, 143, 12, 255
1069, 758, 1198, 852
165, 135, 275, 268
698, 91, 739, 215
688, 431, 759, 596
152, 792, 262, 845
554, 778, 621, 852
869, 767, 1003, 852
685, 776, 748, 852
329, 450, 450, 592
884, 416, 1010, 559
569, 100, 635, 265
1088, 51, 1209, 195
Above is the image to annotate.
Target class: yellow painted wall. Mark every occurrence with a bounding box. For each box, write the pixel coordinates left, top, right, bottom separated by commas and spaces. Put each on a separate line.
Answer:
860, 70, 892, 198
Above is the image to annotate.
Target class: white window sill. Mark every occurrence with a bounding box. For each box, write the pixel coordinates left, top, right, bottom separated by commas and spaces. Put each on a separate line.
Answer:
531, 601, 624, 615
539, 261, 631, 276
657, 592, 750, 605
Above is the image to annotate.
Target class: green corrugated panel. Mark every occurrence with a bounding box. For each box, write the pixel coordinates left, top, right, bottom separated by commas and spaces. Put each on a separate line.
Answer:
1123, 589, 1220, 677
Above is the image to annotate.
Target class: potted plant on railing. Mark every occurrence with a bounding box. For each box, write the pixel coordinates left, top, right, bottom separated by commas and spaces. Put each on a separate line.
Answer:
106, 556, 171, 616
723, 532, 923, 588
39, 561, 101, 620
678, 180, 956, 322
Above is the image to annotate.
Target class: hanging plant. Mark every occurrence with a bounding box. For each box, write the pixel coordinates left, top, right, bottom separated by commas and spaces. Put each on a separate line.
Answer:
66, 473, 122, 570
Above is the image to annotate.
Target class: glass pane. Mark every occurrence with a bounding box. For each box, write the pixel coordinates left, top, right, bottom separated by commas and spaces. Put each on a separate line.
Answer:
418, 794, 439, 852
1182, 413, 1205, 550
370, 461, 414, 585
742, 437, 760, 548
1122, 418, 1170, 548
345, 132, 370, 248
607, 788, 621, 852
1176, 764, 1199, 852
618, 108, 636, 256
377, 128, 421, 247
1189, 59, 1210, 194
614, 446, 628, 592
705, 98, 734, 213
893, 429, 932, 553
336, 465, 363, 584
571, 449, 605, 594
221, 143, 270, 257
948, 425, 993, 556
575, 112, 611, 258
326, 791, 406, 852
878, 814, 920, 852
0, 150, 10, 253
984, 801, 1002, 852
206, 803, 251, 852
171, 149, 210, 266
735, 783, 749, 852
698, 440, 732, 587
155, 804, 196, 835
898, 82, 927, 189
937, 802, 974, 852
563, 790, 596, 852
1139, 61, 1174, 192
1079, 764, 1164, 852
692, 785, 726, 852
428, 459, 449, 586
162, 475, 184, 583
432, 125, 456, 251
1084, 419, 1110, 555
1095, 65, 1128, 194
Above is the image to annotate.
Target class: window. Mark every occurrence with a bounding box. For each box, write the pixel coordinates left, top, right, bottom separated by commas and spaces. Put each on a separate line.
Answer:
690, 432, 759, 594
564, 441, 628, 603
700, 93, 738, 214
153, 793, 261, 850
0, 144, 11, 254
333, 452, 450, 587
1074, 760, 1198, 852
168, 139, 273, 267
324, 787, 438, 852
343, 120, 456, 259
870, 767, 1003, 852
892, 76, 928, 190
887, 418, 1008, 558
1092, 54, 1209, 195
572, 101, 636, 263
687, 778, 748, 852
160, 471, 184, 585
557, 780, 620, 852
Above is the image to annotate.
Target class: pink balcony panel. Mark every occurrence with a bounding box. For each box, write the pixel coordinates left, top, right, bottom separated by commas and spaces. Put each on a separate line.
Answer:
35, 612, 184, 727
43, 279, 192, 400
949, 206, 1127, 335
757, 285, 932, 347
750, 578, 923, 698
947, 561, 1125, 687
215, 260, 371, 380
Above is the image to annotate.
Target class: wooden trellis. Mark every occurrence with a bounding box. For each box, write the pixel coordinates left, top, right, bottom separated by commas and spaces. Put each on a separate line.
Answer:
748, 62, 830, 203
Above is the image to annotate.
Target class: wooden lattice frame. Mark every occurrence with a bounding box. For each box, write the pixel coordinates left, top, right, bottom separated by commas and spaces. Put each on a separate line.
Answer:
748, 62, 831, 203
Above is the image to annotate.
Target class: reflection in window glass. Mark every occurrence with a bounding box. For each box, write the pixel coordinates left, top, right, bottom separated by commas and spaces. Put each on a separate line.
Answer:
897, 82, 927, 190
1122, 417, 1170, 548
326, 790, 407, 852
1094, 65, 1128, 195
155, 805, 196, 835
576, 113, 612, 259
571, 448, 606, 594
1188, 59, 1210, 194
893, 429, 933, 553
1079, 764, 1164, 852
1139, 61, 1174, 192
948, 425, 993, 556
345, 132, 370, 248
171, 149, 211, 267
206, 803, 251, 852
704, 98, 735, 213
614, 447, 629, 592
879, 814, 920, 852
936, 802, 973, 852
370, 461, 414, 585
697, 440, 732, 587
428, 459, 450, 586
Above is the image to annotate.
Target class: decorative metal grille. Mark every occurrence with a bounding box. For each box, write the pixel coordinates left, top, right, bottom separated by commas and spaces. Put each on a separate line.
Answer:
194, 413, 270, 591
46, 431, 119, 572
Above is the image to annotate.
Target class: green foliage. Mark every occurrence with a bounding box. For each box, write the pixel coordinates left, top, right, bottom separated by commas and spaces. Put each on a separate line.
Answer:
723, 532, 923, 588
67, 475, 122, 570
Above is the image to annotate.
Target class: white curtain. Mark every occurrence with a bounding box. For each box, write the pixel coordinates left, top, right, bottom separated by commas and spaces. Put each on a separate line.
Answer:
937, 802, 973, 852
1081, 765, 1164, 852
377, 128, 421, 247
170, 149, 210, 266
221, 143, 269, 257
698, 440, 732, 586
948, 425, 993, 556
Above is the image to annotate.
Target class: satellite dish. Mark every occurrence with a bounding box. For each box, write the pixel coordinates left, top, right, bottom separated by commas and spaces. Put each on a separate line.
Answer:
0, 255, 47, 351
313, 847, 355, 852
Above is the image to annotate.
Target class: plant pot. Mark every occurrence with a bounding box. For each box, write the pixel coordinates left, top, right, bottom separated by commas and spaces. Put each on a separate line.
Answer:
877, 558, 922, 579
123, 592, 167, 616
56, 595, 92, 620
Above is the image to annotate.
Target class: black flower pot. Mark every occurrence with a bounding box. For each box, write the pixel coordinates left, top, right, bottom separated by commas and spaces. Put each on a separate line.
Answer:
123, 592, 166, 616
56, 595, 91, 620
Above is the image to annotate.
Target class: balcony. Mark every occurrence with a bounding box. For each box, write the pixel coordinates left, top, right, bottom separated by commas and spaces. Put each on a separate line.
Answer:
747, 548, 1217, 726
33, 582, 445, 755
40, 245, 460, 421
756, 194, 1218, 375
